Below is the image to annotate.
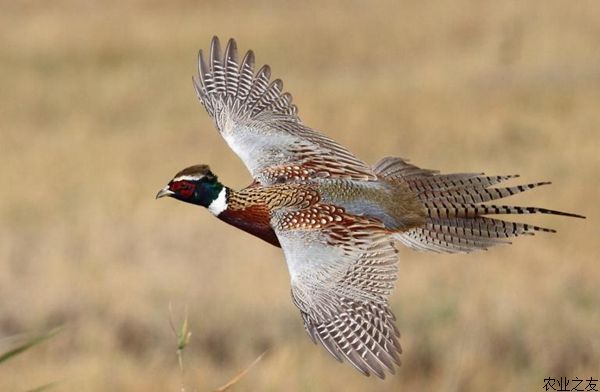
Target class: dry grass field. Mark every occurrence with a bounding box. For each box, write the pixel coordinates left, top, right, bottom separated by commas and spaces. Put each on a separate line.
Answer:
1, 1, 599, 390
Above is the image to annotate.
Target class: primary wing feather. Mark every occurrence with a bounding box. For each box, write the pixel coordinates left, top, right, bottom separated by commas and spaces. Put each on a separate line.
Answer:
193, 37, 376, 185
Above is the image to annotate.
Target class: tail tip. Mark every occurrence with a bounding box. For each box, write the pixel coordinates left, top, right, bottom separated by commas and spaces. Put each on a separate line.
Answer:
566, 212, 586, 219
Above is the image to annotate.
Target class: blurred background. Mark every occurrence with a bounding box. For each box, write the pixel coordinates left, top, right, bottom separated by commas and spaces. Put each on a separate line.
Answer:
1, 0, 599, 390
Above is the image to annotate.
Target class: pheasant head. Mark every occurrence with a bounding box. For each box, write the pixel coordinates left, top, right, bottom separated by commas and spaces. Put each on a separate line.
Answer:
156, 164, 227, 214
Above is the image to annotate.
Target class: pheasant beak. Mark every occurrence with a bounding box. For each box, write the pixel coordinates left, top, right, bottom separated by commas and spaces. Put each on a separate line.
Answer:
155, 186, 174, 199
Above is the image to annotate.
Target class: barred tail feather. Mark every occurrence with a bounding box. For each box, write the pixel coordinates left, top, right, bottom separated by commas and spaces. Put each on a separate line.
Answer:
424, 202, 584, 220
374, 157, 585, 253
193, 36, 299, 127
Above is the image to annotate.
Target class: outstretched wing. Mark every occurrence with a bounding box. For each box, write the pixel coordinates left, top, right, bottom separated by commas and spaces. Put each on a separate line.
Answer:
192, 37, 376, 185
272, 204, 401, 378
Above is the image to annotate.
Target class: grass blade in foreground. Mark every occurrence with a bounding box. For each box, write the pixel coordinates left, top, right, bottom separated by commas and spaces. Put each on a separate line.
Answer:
0, 327, 62, 364
213, 350, 268, 392
25, 381, 59, 392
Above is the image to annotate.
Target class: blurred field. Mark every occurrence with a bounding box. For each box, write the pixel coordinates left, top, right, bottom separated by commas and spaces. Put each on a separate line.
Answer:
1, 0, 599, 390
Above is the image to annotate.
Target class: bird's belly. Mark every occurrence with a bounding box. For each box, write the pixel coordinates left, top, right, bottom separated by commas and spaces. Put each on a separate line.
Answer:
217, 205, 281, 247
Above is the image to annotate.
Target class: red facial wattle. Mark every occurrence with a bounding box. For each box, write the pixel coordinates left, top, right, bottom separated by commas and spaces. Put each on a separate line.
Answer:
170, 180, 194, 198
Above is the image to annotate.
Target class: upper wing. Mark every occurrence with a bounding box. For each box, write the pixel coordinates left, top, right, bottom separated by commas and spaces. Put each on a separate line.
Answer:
192, 37, 376, 185
272, 204, 401, 378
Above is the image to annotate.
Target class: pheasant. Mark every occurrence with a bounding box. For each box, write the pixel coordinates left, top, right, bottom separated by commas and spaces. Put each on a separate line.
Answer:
156, 37, 584, 378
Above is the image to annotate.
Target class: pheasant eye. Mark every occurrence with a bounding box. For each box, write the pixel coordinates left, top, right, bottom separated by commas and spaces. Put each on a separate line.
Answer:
171, 181, 194, 198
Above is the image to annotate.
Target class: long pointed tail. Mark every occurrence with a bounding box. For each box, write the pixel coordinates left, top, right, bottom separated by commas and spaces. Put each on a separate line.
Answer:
374, 157, 585, 253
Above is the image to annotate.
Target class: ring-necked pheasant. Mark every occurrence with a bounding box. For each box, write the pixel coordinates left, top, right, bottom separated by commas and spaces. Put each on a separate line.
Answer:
156, 37, 584, 378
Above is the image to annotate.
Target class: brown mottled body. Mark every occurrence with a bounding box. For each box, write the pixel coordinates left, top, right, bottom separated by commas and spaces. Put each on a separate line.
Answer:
219, 178, 427, 248
219, 183, 322, 247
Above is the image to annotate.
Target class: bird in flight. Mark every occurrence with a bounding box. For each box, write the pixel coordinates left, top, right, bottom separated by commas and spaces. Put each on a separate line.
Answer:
156, 37, 584, 378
